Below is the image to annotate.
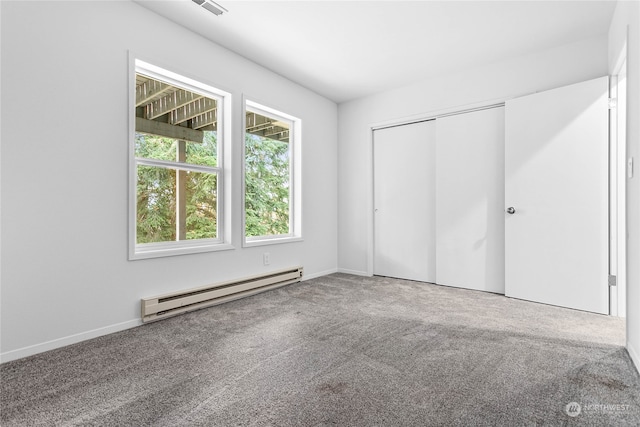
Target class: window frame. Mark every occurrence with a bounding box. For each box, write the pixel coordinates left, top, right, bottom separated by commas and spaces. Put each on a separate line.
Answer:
242, 98, 302, 247
129, 58, 233, 260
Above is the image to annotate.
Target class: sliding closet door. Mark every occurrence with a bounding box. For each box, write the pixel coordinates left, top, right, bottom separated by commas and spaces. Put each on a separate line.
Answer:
435, 107, 505, 293
373, 120, 436, 282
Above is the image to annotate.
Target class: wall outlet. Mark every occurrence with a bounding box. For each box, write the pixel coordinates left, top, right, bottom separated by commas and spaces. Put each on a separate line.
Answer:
263, 252, 270, 265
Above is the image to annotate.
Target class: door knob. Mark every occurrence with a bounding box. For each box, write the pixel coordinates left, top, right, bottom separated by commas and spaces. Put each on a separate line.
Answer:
506, 207, 516, 214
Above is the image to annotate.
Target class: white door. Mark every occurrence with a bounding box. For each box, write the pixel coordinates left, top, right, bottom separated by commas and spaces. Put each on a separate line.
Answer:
505, 76, 609, 314
374, 120, 436, 282
436, 107, 505, 293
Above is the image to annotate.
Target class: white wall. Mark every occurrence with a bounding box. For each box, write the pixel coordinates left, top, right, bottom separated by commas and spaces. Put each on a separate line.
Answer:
0, 1, 338, 362
609, 0, 640, 372
338, 36, 609, 276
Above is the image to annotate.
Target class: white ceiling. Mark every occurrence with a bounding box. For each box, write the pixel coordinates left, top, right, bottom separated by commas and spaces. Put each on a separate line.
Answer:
134, 0, 617, 103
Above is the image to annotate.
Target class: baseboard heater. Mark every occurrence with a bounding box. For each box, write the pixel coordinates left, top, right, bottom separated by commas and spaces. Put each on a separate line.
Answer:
141, 266, 303, 323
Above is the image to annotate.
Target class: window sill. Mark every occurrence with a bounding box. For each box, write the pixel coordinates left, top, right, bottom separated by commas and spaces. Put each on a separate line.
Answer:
243, 236, 303, 248
130, 242, 235, 260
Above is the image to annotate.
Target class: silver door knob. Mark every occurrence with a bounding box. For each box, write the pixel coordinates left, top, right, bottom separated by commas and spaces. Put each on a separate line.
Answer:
506, 207, 516, 214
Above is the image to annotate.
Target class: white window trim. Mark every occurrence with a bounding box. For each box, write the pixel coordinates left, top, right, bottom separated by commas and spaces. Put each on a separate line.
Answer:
129, 57, 233, 260
242, 97, 302, 247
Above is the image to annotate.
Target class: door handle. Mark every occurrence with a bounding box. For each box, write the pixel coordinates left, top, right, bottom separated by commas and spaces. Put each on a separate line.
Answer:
506, 207, 516, 214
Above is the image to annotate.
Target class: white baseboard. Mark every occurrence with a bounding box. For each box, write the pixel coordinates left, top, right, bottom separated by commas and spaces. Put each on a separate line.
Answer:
302, 268, 338, 281
627, 340, 640, 374
0, 319, 142, 364
1, 269, 337, 364
337, 268, 372, 277
0, 268, 366, 364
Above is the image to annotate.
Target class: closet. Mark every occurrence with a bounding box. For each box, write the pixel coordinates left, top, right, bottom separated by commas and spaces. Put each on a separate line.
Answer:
372, 76, 609, 314
373, 106, 505, 293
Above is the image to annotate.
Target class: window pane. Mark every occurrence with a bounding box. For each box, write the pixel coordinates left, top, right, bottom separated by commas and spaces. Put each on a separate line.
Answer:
184, 170, 218, 240
136, 165, 217, 244
245, 132, 290, 237
136, 165, 177, 244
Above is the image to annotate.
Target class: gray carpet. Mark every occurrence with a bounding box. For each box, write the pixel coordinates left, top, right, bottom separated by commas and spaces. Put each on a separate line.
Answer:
1, 273, 639, 426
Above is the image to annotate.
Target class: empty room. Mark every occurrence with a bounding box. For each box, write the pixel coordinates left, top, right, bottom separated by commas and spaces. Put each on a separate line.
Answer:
1, 0, 640, 425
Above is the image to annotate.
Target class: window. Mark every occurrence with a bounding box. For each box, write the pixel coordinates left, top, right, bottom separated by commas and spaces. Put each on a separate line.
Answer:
130, 60, 231, 259
244, 100, 301, 245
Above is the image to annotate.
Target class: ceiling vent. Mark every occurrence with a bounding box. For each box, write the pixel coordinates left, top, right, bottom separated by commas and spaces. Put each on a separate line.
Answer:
192, 0, 228, 16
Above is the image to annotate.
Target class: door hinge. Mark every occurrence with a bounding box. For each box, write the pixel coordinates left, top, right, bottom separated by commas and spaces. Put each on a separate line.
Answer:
608, 98, 617, 109
609, 275, 617, 287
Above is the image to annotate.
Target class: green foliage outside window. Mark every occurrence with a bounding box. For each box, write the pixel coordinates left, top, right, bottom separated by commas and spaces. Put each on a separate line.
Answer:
135, 130, 291, 244
245, 134, 291, 237
135, 132, 218, 244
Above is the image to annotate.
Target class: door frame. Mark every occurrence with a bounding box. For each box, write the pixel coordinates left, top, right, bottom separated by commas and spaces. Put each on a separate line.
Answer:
610, 39, 628, 318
